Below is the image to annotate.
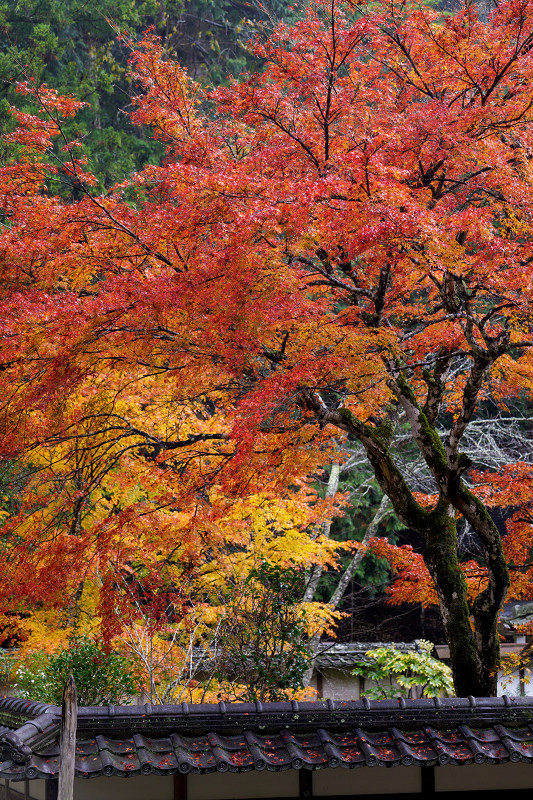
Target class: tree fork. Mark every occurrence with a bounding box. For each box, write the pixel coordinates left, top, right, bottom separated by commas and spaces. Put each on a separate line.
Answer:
305, 398, 500, 696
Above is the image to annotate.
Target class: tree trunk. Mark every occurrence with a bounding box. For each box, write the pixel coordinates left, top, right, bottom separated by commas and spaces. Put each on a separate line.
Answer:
421, 507, 480, 696
417, 503, 502, 696
300, 393, 509, 697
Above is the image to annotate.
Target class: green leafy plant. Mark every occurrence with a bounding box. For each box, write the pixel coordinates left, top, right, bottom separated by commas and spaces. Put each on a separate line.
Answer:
215, 562, 312, 702
351, 641, 453, 699
15, 635, 139, 705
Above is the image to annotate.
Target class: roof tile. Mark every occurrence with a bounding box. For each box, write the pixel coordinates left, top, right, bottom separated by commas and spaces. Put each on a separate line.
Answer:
5, 696, 533, 779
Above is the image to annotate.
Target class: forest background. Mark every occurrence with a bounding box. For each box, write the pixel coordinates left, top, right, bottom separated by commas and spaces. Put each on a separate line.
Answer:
1, 0, 533, 702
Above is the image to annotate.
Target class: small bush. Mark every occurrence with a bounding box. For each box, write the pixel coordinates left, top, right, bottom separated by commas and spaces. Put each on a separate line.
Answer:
15, 635, 139, 705
351, 640, 454, 699
214, 561, 311, 702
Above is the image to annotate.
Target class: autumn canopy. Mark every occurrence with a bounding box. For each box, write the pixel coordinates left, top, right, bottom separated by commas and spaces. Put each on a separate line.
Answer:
1, 0, 533, 697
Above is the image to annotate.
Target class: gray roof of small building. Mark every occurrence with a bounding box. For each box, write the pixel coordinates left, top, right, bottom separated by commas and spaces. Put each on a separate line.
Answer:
314, 641, 423, 670
2, 695, 533, 780
499, 601, 533, 630
188, 641, 424, 673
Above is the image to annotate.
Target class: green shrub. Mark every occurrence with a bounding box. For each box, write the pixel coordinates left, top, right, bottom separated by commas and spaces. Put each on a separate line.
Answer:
15, 635, 139, 705
351, 640, 454, 699
215, 562, 311, 702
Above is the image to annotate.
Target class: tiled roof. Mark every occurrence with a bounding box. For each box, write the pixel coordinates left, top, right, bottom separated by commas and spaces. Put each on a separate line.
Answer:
190, 641, 423, 672
2, 696, 533, 779
314, 641, 422, 669
500, 601, 533, 630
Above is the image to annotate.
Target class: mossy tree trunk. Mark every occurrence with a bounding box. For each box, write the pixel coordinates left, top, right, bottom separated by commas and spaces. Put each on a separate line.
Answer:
301, 352, 510, 696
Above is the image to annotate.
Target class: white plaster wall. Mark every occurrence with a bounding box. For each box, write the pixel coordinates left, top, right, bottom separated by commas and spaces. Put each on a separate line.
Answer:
313, 766, 421, 795
497, 670, 533, 697
499, 673, 521, 696
23, 761, 533, 799
188, 769, 298, 800
320, 665, 533, 700
320, 669, 361, 701
2, 781, 45, 800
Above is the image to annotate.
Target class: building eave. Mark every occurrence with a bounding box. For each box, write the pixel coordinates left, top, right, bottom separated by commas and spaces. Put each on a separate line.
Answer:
1, 696, 533, 780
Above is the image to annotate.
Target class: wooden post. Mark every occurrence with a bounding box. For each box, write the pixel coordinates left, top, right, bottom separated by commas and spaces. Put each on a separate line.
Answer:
58, 675, 77, 800
174, 773, 188, 800
45, 780, 59, 800
421, 765, 435, 797
299, 769, 313, 799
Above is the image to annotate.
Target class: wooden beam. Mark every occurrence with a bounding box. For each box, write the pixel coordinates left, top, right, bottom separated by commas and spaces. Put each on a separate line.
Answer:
44, 780, 58, 800
316, 671, 323, 699
58, 676, 77, 800
421, 765, 435, 797
174, 773, 187, 800
299, 769, 313, 799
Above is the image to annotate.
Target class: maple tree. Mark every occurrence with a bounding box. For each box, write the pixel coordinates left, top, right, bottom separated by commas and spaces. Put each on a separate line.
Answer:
2, 0, 533, 698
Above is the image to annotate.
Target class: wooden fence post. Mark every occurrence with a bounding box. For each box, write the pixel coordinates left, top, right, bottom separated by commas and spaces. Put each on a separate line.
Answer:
58, 675, 77, 800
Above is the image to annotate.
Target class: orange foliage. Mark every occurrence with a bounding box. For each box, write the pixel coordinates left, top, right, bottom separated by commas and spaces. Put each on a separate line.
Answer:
1, 0, 533, 686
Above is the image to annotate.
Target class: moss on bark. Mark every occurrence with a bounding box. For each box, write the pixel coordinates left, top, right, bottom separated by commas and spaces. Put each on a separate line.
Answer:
314, 398, 507, 696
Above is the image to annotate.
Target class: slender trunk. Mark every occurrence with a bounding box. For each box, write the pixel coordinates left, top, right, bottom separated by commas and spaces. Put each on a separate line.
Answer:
327, 493, 390, 610
303, 462, 340, 603
302, 487, 390, 688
